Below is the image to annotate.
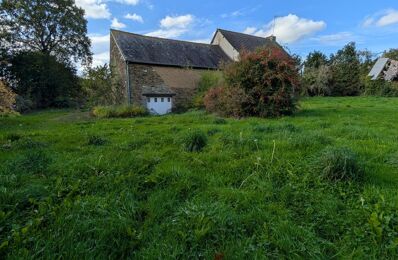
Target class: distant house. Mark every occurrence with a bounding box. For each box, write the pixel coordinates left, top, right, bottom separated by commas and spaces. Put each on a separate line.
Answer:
369, 57, 398, 81
110, 29, 287, 115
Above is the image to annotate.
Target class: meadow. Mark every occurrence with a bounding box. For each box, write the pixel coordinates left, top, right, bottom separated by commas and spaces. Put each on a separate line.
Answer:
1, 97, 398, 259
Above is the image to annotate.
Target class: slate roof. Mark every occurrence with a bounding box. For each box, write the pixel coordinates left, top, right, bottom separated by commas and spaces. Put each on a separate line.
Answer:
214, 29, 287, 54
142, 85, 176, 96
111, 29, 231, 69
369, 58, 389, 80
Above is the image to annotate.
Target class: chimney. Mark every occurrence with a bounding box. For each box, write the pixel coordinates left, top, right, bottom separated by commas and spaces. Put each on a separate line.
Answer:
267, 35, 276, 42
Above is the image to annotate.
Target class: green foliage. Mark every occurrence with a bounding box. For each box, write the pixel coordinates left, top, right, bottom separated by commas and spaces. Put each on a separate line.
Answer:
205, 47, 300, 118
0, 97, 398, 258
301, 44, 377, 97
7, 52, 80, 110
182, 129, 208, 152
316, 147, 364, 182
92, 105, 148, 118
363, 78, 398, 97
81, 64, 125, 106
383, 49, 398, 61
0, 0, 92, 65
301, 65, 332, 96
304, 51, 328, 69
193, 71, 223, 108
204, 86, 247, 117
329, 43, 362, 96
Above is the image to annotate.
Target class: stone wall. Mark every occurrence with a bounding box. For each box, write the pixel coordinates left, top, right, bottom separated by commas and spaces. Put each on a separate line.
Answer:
110, 33, 128, 104
128, 64, 211, 110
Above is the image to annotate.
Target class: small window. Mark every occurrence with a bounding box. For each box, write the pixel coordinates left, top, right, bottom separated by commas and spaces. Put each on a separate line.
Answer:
161, 98, 164, 102
154, 98, 157, 102
168, 98, 171, 102
147, 97, 150, 103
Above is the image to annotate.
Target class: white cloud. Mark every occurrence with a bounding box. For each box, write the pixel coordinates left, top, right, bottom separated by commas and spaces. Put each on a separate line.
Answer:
146, 28, 187, 38
89, 34, 110, 67
75, 0, 111, 19
92, 51, 110, 67
115, 0, 140, 5
376, 9, 398, 26
146, 14, 195, 38
111, 18, 126, 29
318, 32, 352, 42
243, 27, 257, 35
363, 18, 375, 27
188, 38, 211, 44
244, 14, 326, 44
160, 14, 194, 29
125, 13, 144, 23
363, 9, 398, 27
316, 32, 353, 44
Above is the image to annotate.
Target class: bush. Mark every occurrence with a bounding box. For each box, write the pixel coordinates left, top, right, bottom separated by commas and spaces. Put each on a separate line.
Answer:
81, 64, 125, 106
182, 129, 208, 152
204, 86, 247, 117
193, 71, 223, 108
316, 147, 364, 182
205, 46, 300, 118
92, 105, 148, 118
363, 78, 398, 97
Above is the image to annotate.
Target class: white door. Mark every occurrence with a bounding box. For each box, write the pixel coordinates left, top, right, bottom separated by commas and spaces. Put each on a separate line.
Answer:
146, 97, 172, 115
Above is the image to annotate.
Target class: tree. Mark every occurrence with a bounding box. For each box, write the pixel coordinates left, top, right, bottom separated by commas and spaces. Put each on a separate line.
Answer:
302, 65, 332, 96
9, 51, 80, 109
301, 51, 331, 96
304, 51, 328, 69
383, 49, 398, 60
0, 0, 92, 65
329, 42, 362, 96
81, 65, 125, 107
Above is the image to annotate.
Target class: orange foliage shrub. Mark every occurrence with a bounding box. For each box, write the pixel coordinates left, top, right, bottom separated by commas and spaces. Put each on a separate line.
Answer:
205, 46, 300, 118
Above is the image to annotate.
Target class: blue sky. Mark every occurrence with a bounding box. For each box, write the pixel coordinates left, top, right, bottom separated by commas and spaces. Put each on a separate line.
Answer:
75, 0, 398, 66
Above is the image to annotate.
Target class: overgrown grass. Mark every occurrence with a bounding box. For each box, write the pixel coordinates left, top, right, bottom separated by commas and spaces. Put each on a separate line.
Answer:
0, 97, 398, 258
92, 105, 148, 118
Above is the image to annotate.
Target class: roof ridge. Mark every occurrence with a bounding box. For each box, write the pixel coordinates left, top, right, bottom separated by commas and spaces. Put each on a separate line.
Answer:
217, 28, 272, 40
110, 29, 213, 47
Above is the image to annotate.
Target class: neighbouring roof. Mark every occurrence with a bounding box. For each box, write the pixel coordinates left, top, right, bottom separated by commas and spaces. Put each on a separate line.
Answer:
369, 57, 398, 81
214, 29, 287, 54
111, 30, 231, 69
369, 58, 389, 80
385, 60, 398, 81
142, 85, 176, 96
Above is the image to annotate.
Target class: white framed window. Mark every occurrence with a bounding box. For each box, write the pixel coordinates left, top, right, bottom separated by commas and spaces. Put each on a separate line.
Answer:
154, 98, 157, 102
168, 98, 171, 102
161, 98, 164, 102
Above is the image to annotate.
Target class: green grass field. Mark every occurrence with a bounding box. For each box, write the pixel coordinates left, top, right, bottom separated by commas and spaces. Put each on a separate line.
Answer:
1, 97, 398, 258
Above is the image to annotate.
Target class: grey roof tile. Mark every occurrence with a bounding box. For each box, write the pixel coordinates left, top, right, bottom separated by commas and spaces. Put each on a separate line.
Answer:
111, 30, 231, 69
216, 29, 288, 54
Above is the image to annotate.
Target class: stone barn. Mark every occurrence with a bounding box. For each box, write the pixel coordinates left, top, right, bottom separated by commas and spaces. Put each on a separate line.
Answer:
110, 28, 287, 114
